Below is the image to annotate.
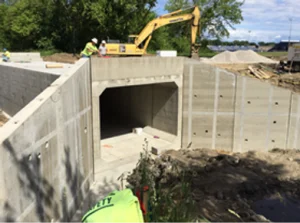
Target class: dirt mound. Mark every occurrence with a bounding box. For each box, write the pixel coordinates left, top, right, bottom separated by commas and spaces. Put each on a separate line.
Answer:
42, 53, 80, 64
128, 148, 300, 222
208, 50, 277, 64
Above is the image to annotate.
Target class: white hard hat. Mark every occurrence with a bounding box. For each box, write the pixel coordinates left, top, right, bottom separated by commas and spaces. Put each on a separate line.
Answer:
102, 40, 106, 44
91, 38, 98, 44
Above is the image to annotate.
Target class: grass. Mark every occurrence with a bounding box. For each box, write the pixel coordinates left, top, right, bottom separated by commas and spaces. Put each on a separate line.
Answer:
39, 49, 61, 57
258, 51, 287, 58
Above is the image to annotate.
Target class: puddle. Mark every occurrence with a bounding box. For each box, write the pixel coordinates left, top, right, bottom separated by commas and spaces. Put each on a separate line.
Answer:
254, 194, 300, 222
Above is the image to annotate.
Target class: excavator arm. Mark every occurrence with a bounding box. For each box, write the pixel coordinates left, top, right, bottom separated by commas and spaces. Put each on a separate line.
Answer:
134, 6, 201, 56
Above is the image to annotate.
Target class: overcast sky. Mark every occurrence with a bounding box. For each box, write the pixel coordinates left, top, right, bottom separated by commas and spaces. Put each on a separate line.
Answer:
153, 0, 300, 43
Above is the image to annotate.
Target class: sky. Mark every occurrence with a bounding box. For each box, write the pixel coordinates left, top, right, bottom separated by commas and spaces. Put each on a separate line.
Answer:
153, 0, 300, 43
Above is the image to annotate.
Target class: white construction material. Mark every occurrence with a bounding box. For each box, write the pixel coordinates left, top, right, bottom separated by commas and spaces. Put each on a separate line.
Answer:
205, 50, 277, 64
132, 128, 143, 135
156, 50, 177, 57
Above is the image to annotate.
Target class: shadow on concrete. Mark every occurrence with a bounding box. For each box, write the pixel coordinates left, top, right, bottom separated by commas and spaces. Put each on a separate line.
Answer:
1, 140, 92, 222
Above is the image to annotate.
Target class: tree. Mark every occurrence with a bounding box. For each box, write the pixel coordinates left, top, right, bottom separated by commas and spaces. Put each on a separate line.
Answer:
165, 0, 243, 39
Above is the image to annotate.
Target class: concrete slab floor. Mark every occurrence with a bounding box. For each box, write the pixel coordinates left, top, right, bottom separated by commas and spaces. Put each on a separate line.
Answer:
0, 61, 74, 75
72, 132, 173, 221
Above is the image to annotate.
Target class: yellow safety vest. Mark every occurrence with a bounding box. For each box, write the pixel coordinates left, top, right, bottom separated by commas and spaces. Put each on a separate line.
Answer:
81, 42, 97, 57
82, 189, 144, 222
4, 51, 10, 58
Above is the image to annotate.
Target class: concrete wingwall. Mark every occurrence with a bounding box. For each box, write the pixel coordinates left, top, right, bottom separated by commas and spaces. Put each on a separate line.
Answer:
183, 61, 300, 152
0, 64, 59, 116
0, 59, 93, 221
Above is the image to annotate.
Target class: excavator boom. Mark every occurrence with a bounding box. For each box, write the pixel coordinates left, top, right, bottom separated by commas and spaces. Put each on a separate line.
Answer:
105, 6, 201, 57
135, 6, 200, 52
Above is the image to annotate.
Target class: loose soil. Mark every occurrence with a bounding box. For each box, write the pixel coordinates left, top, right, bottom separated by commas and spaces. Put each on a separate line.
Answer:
128, 148, 300, 222
42, 53, 80, 64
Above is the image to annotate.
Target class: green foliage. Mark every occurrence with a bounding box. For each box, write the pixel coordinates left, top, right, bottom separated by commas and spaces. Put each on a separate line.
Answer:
161, 0, 244, 54
132, 140, 204, 222
0, 0, 243, 55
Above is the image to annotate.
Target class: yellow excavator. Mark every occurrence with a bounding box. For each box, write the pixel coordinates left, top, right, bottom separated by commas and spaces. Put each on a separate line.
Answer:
105, 6, 201, 57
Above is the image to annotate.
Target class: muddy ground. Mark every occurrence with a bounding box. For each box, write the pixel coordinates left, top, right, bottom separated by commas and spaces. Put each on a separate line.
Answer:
128, 148, 300, 222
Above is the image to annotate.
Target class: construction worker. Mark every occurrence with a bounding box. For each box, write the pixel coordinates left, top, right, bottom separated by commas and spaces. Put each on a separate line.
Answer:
81, 188, 144, 222
99, 40, 107, 57
2, 48, 10, 62
81, 38, 101, 58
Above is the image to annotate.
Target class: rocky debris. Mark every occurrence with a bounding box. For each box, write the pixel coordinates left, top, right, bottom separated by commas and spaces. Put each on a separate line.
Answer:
128, 148, 300, 222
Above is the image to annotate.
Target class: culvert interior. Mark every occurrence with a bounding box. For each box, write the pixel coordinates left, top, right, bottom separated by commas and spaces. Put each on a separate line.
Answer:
99, 82, 179, 140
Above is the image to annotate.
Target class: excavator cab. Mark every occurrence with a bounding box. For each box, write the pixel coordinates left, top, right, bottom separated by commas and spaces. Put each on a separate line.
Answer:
128, 35, 138, 44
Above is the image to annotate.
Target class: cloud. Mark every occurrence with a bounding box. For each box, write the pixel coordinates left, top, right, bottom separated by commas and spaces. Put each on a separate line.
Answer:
155, 0, 300, 42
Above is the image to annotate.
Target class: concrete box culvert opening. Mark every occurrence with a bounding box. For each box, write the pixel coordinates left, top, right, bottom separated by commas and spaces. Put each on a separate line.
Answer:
99, 82, 179, 157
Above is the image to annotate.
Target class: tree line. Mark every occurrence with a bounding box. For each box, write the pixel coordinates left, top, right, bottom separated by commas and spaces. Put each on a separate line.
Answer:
0, 0, 244, 54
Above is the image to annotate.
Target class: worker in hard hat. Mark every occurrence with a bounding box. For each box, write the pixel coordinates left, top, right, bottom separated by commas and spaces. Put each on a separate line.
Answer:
2, 48, 10, 62
81, 188, 144, 222
81, 38, 101, 58
99, 40, 107, 57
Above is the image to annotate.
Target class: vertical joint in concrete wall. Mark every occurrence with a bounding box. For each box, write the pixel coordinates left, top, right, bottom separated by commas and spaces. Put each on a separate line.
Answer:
294, 96, 300, 149
265, 87, 274, 151
238, 77, 247, 152
212, 69, 220, 150
187, 65, 194, 145
285, 93, 293, 150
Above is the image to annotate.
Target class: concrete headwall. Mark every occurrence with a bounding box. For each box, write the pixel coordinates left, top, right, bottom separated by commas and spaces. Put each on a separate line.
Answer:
183, 61, 300, 152
0, 64, 59, 116
91, 57, 184, 158
0, 59, 93, 222
91, 57, 184, 81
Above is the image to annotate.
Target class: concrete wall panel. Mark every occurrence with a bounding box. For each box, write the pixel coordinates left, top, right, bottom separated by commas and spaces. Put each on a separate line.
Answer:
91, 57, 184, 81
183, 60, 298, 153
0, 65, 59, 116
0, 59, 93, 222
287, 93, 300, 149
152, 83, 178, 135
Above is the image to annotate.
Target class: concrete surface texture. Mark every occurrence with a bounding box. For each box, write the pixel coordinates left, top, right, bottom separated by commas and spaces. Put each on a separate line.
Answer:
91, 56, 185, 81
0, 64, 60, 116
91, 57, 184, 160
8, 52, 43, 62
1, 61, 75, 75
182, 61, 300, 152
0, 59, 93, 222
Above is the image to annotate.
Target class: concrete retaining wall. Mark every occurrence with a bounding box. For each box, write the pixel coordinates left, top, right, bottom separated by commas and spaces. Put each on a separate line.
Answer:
183, 61, 300, 152
0, 59, 93, 222
0, 65, 59, 116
